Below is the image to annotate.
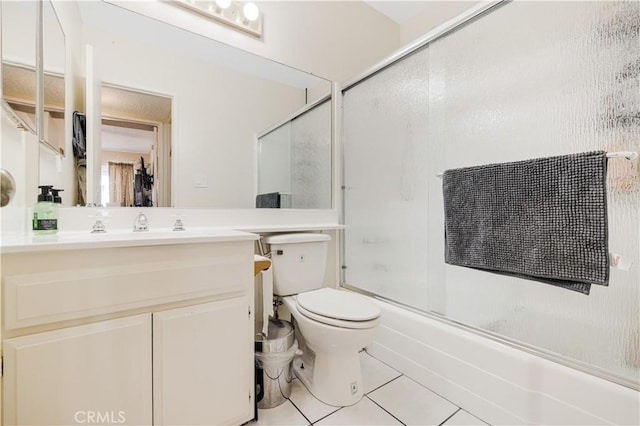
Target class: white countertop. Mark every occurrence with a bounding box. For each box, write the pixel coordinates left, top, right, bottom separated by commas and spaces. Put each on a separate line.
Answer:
0, 228, 260, 254
234, 223, 346, 233
1, 206, 345, 254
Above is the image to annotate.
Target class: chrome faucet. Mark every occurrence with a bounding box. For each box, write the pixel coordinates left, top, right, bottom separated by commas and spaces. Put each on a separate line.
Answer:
133, 212, 149, 232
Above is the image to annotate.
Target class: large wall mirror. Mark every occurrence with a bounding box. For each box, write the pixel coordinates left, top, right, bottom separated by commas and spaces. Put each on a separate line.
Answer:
78, 1, 332, 209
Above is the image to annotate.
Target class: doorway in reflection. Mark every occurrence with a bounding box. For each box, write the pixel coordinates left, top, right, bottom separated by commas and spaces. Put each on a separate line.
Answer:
98, 85, 172, 207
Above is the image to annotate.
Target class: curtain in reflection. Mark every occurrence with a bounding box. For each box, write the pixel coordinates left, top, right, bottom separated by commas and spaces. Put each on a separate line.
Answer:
108, 162, 134, 207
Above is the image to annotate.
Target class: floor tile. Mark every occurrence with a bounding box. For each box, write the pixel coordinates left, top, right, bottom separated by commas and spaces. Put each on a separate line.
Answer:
360, 351, 402, 393
368, 375, 459, 426
442, 409, 488, 425
288, 379, 340, 423
315, 396, 402, 426
250, 400, 310, 426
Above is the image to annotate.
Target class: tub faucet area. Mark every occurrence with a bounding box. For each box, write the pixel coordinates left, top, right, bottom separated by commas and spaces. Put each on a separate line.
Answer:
133, 213, 149, 232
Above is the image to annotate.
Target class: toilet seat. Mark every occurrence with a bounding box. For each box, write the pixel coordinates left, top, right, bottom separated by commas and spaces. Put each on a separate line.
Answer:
296, 303, 379, 329
296, 288, 381, 329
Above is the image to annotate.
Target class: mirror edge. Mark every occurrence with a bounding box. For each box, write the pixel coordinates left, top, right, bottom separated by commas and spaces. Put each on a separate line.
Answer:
38, 0, 66, 158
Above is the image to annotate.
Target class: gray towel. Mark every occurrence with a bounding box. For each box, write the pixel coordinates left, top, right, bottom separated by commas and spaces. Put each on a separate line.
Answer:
256, 192, 281, 208
443, 151, 609, 295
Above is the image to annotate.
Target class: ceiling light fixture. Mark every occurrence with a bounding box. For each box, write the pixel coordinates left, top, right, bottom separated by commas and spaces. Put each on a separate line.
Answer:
242, 2, 259, 22
215, 0, 232, 9
171, 0, 263, 38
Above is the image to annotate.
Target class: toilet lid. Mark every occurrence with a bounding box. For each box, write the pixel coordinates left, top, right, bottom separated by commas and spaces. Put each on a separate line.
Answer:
296, 288, 381, 322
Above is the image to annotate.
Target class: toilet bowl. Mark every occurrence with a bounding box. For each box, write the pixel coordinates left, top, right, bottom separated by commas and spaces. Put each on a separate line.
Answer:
282, 288, 380, 406
264, 231, 381, 407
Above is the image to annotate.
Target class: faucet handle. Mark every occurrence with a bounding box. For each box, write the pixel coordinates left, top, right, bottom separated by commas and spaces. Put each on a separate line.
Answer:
172, 214, 185, 231
89, 211, 108, 234
133, 212, 149, 232
91, 219, 107, 234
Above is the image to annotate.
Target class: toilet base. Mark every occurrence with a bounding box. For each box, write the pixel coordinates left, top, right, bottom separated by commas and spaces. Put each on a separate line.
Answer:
292, 349, 363, 407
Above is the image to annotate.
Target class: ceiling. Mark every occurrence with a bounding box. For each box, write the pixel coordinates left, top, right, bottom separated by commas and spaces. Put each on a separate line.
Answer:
363, 1, 432, 24
100, 85, 170, 153
101, 85, 171, 123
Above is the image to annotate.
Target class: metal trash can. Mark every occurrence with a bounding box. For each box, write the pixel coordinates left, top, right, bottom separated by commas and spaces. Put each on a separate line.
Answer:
255, 319, 297, 409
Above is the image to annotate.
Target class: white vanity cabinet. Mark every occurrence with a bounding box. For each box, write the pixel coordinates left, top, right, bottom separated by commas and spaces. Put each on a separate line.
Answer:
3, 314, 153, 425
153, 298, 252, 425
0, 234, 257, 426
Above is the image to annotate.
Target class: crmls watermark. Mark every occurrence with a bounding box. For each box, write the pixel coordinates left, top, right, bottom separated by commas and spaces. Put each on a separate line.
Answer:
74, 411, 126, 424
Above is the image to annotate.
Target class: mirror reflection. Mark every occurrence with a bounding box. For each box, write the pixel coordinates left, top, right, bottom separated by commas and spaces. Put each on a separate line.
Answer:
99, 85, 172, 208
1, 0, 66, 155
1, 1, 37, 134
41, 0, 66, 153
257, 98, 332, 209
78, 1, 332, 208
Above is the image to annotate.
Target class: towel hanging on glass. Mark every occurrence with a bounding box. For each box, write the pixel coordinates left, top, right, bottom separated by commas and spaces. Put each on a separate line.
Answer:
442, 151, 609, 295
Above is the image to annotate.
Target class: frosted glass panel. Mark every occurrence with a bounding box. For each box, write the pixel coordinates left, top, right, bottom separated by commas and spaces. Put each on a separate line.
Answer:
343, 1, 639, 385
257, 100, 331, 208
290, 100, 332, 209
258, 123, 292, 196
343, 48, 430, 310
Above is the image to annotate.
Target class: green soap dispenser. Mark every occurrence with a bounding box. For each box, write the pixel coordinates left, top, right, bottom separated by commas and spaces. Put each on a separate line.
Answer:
33, 185, 58, 234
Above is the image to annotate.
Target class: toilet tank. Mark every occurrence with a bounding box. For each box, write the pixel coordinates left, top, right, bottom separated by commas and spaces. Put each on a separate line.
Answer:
264, 233, 331, 296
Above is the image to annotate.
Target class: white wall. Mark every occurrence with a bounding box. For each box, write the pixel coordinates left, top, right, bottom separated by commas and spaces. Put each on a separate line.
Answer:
252, 1, 401, 82
2, 2, 37, 67
399, 1, 481, 47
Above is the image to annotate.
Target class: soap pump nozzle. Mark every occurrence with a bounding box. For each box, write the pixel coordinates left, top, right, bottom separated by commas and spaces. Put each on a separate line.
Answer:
37, 185, 54, 202
51, 188, 64, 204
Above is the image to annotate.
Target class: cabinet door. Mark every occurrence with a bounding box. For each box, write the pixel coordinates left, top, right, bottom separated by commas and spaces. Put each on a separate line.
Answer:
3, 314, 152, 425
153, 298, 253, 425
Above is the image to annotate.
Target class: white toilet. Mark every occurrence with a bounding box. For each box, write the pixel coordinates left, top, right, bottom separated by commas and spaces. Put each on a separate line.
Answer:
264, 233, 381, 407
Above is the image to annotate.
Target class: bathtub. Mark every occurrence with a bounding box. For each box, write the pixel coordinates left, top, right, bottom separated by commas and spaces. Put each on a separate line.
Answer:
366, 299, 640, 425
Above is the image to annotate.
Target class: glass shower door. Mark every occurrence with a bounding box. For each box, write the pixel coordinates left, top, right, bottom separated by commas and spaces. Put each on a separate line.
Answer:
342, 1, 640, 387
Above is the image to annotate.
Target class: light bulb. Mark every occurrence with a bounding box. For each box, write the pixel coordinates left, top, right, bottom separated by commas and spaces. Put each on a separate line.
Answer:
243, 2, 259, 21
215, 0, 231, 9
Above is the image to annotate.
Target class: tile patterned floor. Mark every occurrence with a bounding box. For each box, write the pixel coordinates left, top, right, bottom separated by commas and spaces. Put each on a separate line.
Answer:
249, 351, 489, 426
